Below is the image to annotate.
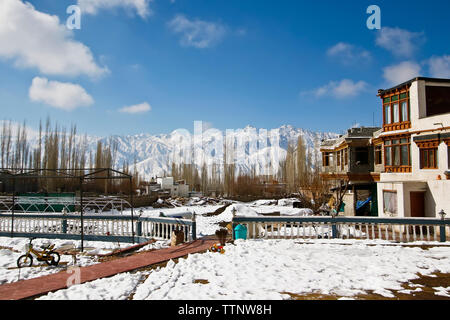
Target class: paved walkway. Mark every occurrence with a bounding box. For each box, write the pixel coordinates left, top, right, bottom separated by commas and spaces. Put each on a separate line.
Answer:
0, 238, 217, 300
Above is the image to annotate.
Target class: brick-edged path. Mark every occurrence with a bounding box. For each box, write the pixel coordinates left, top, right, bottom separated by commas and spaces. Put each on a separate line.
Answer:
0, 238, 216, 300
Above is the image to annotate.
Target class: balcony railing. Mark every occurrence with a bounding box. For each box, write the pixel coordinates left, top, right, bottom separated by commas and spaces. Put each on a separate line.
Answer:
232, 216, 449, 243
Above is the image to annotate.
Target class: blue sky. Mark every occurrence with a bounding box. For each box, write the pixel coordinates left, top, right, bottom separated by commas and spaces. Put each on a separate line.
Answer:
0, 0, 449, 136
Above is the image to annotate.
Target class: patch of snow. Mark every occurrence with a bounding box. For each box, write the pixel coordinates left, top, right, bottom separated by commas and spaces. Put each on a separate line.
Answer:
130, 240, 450, 300
37, 272, 146, 300
433, 286, 450, 297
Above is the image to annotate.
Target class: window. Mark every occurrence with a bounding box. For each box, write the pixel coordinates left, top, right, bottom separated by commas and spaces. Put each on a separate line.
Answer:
355, 147, 369, 165
375, 145, 383, 165
382, 92, 410, 126
337, 150, 341, 166
323, 152, 332, 167
384, 137, 411, 168
420, 148, 438, 169
383, 191, 397, 216
344, 148, 348, 166
425, 86, 450, 117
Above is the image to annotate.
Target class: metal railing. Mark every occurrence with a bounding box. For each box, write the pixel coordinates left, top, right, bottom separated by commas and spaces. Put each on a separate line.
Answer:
0, 196, 132, 215
0, 213, 196, 244
232, 216, 450, 243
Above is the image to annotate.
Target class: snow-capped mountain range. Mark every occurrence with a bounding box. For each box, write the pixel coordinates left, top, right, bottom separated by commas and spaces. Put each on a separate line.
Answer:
91, 125, 338, 181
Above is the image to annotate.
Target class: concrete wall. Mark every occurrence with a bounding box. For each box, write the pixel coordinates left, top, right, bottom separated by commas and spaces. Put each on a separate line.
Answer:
377, 180, 449, 218
172, 184, 189, 197
342, 192, 355, 216
427, 180, 450, 218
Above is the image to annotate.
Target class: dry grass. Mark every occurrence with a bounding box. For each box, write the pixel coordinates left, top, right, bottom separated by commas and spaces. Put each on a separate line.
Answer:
193, 279, 210, 284
282, 272, 450, 300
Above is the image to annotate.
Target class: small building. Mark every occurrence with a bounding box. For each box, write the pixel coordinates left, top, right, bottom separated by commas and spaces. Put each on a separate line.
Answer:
320, 126, 381, 216
155, 177, 190, 198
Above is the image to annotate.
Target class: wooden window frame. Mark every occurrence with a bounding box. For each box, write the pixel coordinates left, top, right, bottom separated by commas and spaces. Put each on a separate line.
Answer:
420, 147, 438, 169
323, 152, 332, 167
381, 90, 411, 131
384, 137, 411, 172
374, 144, 383, 165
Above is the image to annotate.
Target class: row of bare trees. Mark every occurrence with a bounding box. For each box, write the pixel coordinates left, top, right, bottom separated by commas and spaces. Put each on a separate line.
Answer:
170, 135, 330, 208
0, 119, 137, 194
279, 136, 331, 210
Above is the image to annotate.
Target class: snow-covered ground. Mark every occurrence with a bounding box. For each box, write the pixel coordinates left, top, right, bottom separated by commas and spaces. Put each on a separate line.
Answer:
35, 239, 450, 300
1, 198, 450, 300
0, 236, 169, 285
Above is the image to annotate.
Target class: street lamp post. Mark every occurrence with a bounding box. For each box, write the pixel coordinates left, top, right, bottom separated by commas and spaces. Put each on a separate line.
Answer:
439, 209, 446, 243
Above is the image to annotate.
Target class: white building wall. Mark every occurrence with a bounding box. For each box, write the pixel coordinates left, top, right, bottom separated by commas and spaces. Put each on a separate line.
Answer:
157, 177, 174, 190
427, 180, 450, 218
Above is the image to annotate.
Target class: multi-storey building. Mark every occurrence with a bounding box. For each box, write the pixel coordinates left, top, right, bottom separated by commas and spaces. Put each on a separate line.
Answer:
375, 77, 449, 218
320, 77, 449, 218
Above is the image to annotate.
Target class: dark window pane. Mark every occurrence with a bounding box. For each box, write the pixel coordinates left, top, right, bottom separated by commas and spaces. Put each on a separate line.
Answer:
394, 146, 400, 166
430, 150, 436, 168
355, 147, 369, 165
401, 145, 409, 166
425, 86, 450, 117
385, 147, 391, 166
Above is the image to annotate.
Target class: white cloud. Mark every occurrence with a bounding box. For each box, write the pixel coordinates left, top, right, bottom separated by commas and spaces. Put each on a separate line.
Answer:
302, 79, 369, 99
29, 77, 94, 111
119, 102, 151, 114
382, 61, 421, 85
327, 42, 371, 64
376, 27, 425, 58
77, 0, 153, 19
428, 55, 450, 78
167, 14, 227, 48
0, 0, 108, 78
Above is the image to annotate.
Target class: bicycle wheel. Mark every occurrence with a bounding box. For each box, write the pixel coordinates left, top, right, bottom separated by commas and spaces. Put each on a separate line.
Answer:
17, 254, 33, 268
45, 252, 60, 266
